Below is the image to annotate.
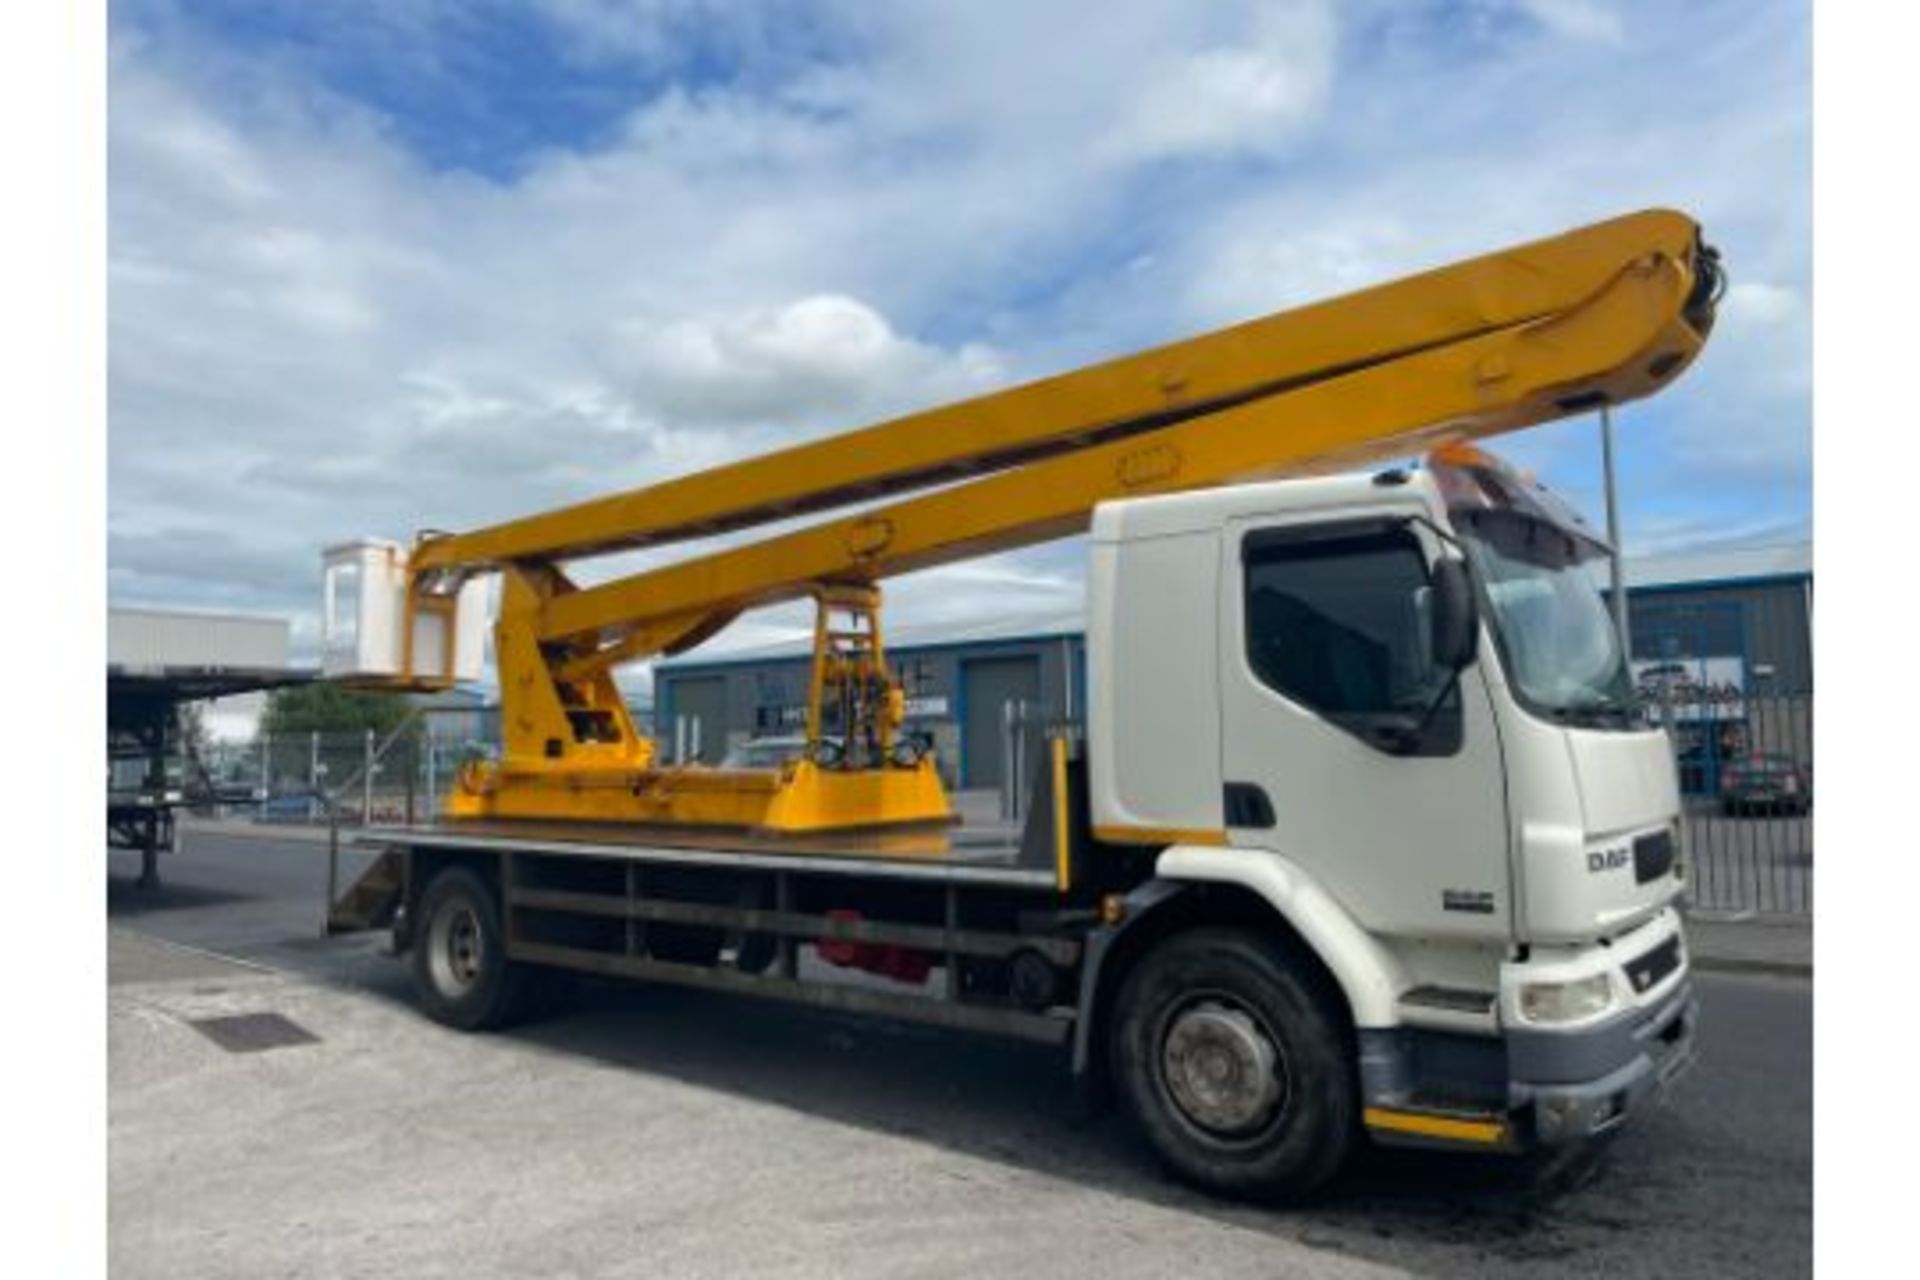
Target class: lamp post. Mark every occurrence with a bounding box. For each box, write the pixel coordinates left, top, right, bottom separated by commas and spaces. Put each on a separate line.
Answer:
1601, 405, 1631, 660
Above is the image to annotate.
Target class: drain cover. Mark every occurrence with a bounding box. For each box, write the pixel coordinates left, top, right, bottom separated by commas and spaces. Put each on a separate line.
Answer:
188, 1012, 319, 1054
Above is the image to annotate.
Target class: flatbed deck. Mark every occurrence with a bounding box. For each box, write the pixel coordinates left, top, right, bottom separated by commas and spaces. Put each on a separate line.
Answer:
357, 817, 1061, 891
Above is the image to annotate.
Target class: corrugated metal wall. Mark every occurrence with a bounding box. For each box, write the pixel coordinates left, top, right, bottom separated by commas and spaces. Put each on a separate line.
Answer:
108, 608, 291, 671
1627, 578, 1813, 693
656, 634, 1084, 785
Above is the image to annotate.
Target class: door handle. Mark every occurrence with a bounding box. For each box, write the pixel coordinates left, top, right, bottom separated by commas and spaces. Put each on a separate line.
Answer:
1224, 782, 1275, 829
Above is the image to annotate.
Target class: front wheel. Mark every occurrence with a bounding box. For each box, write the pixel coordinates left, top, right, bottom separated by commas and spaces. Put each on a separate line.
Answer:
1110, 928, 1356, 1201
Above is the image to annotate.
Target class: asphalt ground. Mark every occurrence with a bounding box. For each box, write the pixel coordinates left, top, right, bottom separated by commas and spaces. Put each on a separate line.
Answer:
109, 828, 1812, 1279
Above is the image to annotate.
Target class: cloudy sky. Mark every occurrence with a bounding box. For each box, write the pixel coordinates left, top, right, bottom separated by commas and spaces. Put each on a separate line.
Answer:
109, 0, 1810, 684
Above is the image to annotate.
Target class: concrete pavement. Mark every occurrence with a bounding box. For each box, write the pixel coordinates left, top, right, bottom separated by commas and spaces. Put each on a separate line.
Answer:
109, 927, 1411, 1280
109, 829, 1813, 1280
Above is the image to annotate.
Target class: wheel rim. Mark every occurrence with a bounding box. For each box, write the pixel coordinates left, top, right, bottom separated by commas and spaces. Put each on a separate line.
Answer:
427, 900, 485, 997
1157, 995, 1291, 1140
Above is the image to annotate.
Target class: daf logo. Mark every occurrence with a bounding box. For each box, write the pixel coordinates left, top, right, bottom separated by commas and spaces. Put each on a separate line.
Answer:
1587, 846, 1632, 874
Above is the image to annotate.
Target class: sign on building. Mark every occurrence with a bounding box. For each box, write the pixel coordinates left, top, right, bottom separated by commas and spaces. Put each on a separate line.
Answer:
1633, 656, 1746, 722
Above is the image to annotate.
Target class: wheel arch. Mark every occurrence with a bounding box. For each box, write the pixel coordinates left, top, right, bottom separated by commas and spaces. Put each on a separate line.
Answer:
1073, 849, 1393, 1084
1155, 845, 1408, 1028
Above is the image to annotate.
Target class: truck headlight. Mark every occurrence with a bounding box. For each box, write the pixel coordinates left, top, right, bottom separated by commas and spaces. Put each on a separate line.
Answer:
1518, 973, 1615, 1025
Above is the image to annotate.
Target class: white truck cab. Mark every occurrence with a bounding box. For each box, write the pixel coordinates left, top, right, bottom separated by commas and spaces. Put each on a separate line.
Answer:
1087, 445, 1695, 1152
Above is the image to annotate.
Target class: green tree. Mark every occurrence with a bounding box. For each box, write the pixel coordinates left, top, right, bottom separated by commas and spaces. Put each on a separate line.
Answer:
260, 683, 415, 740
176, 700, 211, 758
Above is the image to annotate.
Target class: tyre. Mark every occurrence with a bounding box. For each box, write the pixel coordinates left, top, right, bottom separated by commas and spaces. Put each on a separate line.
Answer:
410, 865, 546, 1031
1110, 928, 1356, 1201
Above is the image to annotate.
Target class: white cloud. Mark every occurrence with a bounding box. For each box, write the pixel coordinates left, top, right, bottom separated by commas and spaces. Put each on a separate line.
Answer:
108, 0, 1809, 668
1182, 219, 1414, 325
107, 35, 1014, 626
1622, 512, 1810, 558
1723, 280, 1802, 328
1104, 4, 1336, 162
609, 294, 1005, 426
1515, 0, 1626, 45
531, 0, 787, 69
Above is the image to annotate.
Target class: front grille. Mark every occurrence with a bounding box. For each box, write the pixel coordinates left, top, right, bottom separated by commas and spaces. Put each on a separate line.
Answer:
1624, 935, 1682, 996
1633, 828, 1676, 884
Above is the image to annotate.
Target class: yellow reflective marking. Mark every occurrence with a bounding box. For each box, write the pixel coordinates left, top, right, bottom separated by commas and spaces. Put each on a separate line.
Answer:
1363, 1107, 1508, 1145
1091, 825, 1229, 847
1051, 736, 1072, 893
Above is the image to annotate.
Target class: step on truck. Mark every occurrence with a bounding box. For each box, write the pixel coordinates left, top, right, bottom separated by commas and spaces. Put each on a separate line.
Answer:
324, 210, 1720, 1200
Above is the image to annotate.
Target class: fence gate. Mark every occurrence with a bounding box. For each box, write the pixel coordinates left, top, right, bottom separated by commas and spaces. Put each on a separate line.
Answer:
1645, 691, 1812, 917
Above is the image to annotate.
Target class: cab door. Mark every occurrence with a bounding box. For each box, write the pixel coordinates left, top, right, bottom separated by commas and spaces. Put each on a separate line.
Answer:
1218, 512, 1511, 940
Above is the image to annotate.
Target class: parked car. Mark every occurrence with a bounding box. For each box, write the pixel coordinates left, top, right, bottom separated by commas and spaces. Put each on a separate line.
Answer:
719, 736, 814, 770
212, 779, 269, 805
258, 792, 320, 823
1720, 753, 1812, 816
716, 734, 897, 769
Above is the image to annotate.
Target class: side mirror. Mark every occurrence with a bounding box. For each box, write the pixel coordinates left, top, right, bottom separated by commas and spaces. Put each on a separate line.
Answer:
1430, 557, 1479, 671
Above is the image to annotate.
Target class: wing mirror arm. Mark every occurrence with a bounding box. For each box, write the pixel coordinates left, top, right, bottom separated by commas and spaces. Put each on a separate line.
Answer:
1368, 542, 1478, 757
1429, 555, 1480, 672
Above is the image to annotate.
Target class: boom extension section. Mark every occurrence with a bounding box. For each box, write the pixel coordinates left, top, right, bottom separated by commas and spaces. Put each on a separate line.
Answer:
326, 209, 1720, 834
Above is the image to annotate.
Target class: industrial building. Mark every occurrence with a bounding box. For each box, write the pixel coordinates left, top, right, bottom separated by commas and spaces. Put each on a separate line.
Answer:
1609, 541, 1813, 796
655, 609, 1084, 791
654, 543, 1812, 795
1613, 542, 1812, 694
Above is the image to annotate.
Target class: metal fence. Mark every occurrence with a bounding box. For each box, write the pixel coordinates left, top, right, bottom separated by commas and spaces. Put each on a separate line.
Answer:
199, 707, 502, 827
1651, 692, 1813, 917
203, 691, 1810, 915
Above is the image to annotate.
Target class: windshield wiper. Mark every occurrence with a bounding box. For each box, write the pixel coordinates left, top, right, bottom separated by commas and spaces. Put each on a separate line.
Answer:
1548, 695, 1640, 728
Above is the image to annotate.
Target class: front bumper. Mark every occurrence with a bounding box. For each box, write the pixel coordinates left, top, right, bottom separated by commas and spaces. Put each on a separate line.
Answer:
1362, 914, 1698, 1151
1509, 975, 1697, 1144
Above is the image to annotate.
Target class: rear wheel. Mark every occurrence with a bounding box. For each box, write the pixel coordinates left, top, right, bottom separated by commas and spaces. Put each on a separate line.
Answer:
411, 865, 548, 1030
1110, 928, 1356, 1201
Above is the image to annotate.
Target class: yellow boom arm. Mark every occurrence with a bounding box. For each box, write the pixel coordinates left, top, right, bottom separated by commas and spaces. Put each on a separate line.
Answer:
387, 208, 1719, 833
411, 208, 1711, 587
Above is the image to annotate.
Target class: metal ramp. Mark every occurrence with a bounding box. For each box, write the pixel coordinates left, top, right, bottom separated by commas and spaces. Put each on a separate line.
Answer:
326, 848, 405, 935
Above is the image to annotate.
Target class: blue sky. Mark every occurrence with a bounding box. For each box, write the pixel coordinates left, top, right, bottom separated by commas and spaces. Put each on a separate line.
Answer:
108, 0, 1811, 667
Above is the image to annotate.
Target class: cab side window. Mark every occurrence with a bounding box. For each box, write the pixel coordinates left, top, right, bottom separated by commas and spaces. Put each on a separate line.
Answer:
1243, 526, 1461, 753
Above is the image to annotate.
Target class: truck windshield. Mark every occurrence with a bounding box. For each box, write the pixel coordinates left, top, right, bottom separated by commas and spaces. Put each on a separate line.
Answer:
1459, 508, 1635, 726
